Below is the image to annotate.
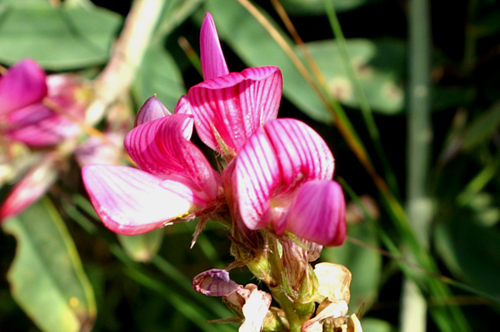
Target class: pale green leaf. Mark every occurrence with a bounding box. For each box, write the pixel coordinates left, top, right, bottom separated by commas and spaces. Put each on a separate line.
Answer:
2, 198, 96, 332
361, 318, 395, 332
0, 3, 122, 70
118, 229, 164, 263
305, 39, 405, 114
132, 45, 185, 111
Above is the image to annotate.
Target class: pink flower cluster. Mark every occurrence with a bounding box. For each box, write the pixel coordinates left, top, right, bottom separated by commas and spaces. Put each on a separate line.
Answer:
82, 13, 346, 247
0, 59, 87, 147
0, 59, 89, 220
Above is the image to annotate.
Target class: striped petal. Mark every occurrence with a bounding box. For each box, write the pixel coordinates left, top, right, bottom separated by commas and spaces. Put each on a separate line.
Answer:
188, 66, 283, 156
234, 119, 334, 231
286, 181, 346, 247
173, 95, 193, 115
263, 118, 334, 191
0, 59, 47, 115
233, 127, 279, 230
125, 114, 220, 201
200, 12, 229, 81
82, 165, 195, 235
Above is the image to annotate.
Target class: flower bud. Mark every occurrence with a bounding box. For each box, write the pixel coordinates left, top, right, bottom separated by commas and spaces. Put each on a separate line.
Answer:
192, 269, 240, 297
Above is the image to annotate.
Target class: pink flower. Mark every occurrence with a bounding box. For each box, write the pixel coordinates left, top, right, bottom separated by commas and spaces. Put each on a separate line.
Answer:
187, 13, 283, 159
224, 118, 346, 247
0, 59, 47, 116
7, 74, 90, 146
0, 60, 92, 220
81, 13, 345, 248
0, 153, 59, 221
82, 97, 222, 235
0, 59, 91, 146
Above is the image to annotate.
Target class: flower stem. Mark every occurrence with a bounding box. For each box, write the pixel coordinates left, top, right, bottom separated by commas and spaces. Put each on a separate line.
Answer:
86, 0, 166, 125
401, 0, 432, 331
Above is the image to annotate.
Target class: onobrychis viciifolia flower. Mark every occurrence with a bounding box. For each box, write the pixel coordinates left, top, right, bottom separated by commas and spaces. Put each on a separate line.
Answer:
82, 12, 357, 332
0, 59, 92, 220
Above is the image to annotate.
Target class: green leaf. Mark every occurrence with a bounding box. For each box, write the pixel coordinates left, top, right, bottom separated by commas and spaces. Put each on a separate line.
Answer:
2, 198, 96, 332
360, 318, 395, 332
132, 45, 186, 111
305, 39, 405, 114
435, 206, 500, 298
206, 0, 332, 123
280, 0, 376, 16
321, 222, 382, 311
118, 229, 164, 263
462, 102, 500, 151
0, 3, 122, 70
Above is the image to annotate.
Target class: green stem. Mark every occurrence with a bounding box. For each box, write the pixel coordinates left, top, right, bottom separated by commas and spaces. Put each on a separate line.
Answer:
322, 0, 400, 197
402, 0, 433, 330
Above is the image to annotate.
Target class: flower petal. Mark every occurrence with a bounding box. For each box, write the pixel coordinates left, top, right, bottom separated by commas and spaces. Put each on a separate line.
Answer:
8, 102, 80, 146
234, 119, 335, 231
188, 66, 283, 156
200, 12, 229, 81
0, 59, 47, 115
125, 114, 220, 201
233, 126, 280, 230
173, 96, 194, 138
75, 132, 125, 167
286, 180, 346, 246
135, 96, 170, 126
7, 74, 89, 146
263, 119, 334, 189
174, 95, 193, 115
82, 165, 195, 235
0, 155, 58, 221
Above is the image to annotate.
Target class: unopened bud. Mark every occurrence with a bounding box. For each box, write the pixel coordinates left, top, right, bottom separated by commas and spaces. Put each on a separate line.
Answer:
192, 269, 240, 297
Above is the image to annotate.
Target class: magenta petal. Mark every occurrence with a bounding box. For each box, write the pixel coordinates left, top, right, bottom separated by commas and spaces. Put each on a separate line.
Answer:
0, 59, 47, 115
234, 118, 335, 231
263, 118, 334, 190
234, 127, 280, 230
173, 96, 194, 138
200, 13, 229, 81
188, 66, 283, 155
82, 165, 195, 235
0, 156, 58, 221
192, 269, 241, 297
135, 96, 171, 126
174, 95, 193, 115
286, 181, 346, 247
8, 102, 80, 146
125, 114, 220, 201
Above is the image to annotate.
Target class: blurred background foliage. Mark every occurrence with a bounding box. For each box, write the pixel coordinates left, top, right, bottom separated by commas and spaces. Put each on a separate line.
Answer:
1, 0, 500, 331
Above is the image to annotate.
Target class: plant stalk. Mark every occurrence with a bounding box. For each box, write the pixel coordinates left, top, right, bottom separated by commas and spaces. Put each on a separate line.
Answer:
401, 0, 432, 331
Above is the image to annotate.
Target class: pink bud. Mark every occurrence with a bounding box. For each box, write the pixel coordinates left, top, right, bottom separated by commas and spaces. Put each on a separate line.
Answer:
134, 96, 171, 127
192, 269, 241, 297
